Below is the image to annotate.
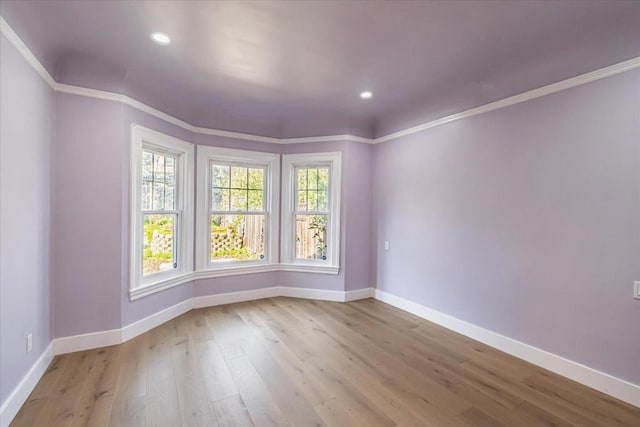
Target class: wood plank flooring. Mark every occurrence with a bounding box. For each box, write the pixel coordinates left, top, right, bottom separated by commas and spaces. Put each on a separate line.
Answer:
11, 297, 640, 426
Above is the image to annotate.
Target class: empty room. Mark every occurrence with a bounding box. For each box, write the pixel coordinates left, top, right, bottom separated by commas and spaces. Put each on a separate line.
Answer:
1, 0, 639, 426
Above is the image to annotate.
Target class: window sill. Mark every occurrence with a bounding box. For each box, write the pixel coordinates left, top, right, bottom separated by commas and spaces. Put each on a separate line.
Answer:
279, 263, 340, 275
193, 264, 280, 279
129, 263, 340, 301
130, 272, 195, 301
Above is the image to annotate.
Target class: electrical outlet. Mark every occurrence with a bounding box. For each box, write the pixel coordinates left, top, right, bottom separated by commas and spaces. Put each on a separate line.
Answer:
26, 333, 33, 353
384, 241, 390, 251
634, 282, 640, 300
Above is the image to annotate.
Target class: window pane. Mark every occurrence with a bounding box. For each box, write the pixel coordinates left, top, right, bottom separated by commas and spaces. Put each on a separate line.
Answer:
295, 214, 328, 260
143, 214, 176, 275
248, 168, 264, 190
307, 190, 318, 211
211, 214, 264, 262
165, 157, 175, 184
152, 183, 165, 210
212, 188, 230, 211
153, 153, 166, 182
318, 168, 329, 191
142, 151, 153, 180
142, 150, 177, 211
308, 169, 318, 190
231, 166, 248, 188
212, 165, 230, 188
297, 190, 307, 211
230, 189, 247, 211
317, 190, 328, 211
142, 181, 152, 210
165, 185, 175, 210
297, 168, 307, 191
248, 190, 263, 211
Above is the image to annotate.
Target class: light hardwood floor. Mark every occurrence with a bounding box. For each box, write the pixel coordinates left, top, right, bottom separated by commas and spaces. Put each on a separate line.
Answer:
11, 297, 640, 426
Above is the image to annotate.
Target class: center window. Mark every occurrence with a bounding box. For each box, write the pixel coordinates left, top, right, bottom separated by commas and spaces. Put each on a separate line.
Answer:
196, 146, 279, 275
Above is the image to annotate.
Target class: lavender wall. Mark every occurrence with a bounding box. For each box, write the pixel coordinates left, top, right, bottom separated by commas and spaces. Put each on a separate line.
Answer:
194, 273, 280, 298
52, 99, 199, 334
343, 141, 373, 291
53, 94, 124, 337
373, 70, 640, 384
0, 35, 53, 404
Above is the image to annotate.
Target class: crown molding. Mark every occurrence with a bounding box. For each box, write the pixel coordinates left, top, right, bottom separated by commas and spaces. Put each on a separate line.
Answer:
0, 16, 56, 88
192, 124, 281, 143
280, 134, 375, 144
374, 56, 640, 143
2, 16, 639, 146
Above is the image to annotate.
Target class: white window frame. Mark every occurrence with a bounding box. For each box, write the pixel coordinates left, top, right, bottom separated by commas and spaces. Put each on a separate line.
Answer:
195, 146, 280, 277
129, 124, 194, 300
281, 152, 341, 274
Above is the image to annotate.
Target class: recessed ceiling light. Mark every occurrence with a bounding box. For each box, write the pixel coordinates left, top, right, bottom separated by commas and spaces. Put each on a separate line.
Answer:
360, 91, 373, 100
150, 32, 171, 45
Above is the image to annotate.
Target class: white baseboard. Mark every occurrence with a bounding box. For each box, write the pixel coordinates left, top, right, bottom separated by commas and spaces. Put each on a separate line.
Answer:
374, 289, 640, 408
279, 286, 349, 302
53, 299, 194, 355
193, 287, 280, 308
278, 286, 374, 302
0, 343, 53, 427
345, 287, 376, 301
122, 298, 194, 341
193, 286, 374, 308
52, 328, 121, 355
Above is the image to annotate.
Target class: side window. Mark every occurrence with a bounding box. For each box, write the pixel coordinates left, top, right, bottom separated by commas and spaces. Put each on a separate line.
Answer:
281, 152, 341, 274
130, 125, 194, 299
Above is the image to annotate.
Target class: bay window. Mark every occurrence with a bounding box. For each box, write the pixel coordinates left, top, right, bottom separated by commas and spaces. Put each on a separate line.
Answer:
130, 125, 343, 299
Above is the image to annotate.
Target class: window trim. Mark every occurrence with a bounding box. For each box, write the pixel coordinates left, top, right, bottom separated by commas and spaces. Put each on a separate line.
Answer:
129, 124, 194, 300
281, 152, 341, 274
195, 146, 280, 274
